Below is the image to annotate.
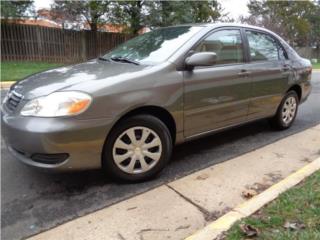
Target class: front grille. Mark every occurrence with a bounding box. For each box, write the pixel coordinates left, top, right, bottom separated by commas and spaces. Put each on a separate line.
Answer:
5, 91, 23, 111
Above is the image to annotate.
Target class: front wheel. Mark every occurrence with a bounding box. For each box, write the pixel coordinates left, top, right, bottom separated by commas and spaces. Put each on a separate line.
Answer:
102, 115, 172, 182
269, 91, 299, 130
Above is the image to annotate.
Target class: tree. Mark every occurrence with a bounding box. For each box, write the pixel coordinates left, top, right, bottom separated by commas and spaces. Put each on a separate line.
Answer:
308, 1, 320, 52
188, 1, 221, 23
51, 0, 112, 31
112, 1, 144, 34
146, 1, 221, 27
112, 0, 222, 34
243, 0, 319, 47
0, 0, 35, 21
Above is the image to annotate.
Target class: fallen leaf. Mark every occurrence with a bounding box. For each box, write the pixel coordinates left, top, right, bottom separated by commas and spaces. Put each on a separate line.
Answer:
126, 206, 137, 211
239, 224, 259, 237
283, 221, 305, 231
242, 189, 258, 199
215, 233, 226, 240
196, 173, 209, 180
175, 225, 190, 231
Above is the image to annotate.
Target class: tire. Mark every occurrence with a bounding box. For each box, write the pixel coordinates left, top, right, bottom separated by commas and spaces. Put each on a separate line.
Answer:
269, 91, 299, 130
102, 114, 172, 182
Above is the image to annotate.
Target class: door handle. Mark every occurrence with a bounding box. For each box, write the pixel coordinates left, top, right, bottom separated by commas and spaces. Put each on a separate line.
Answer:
282, 64, 291, 71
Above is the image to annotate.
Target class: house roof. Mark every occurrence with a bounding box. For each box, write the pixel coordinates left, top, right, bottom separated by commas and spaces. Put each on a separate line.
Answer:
2, 18, 61, 28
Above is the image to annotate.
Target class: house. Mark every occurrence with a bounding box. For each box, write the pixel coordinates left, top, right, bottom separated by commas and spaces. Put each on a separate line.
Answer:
1, 9, 149, 34
1, 18, 61, 28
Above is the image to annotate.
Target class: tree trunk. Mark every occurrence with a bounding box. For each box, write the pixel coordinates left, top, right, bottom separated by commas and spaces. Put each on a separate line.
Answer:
89, 21, 98, 57
131, 1, 142, 35
90, 22, 98, 32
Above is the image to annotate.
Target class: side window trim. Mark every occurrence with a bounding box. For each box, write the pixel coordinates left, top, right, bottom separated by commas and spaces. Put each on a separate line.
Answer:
240, 27, 250, 63
244, 28, 288, 63
189, 27, 246, 68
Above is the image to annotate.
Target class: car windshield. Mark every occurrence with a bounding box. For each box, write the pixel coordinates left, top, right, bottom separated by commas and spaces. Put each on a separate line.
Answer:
103, 26, 203, 65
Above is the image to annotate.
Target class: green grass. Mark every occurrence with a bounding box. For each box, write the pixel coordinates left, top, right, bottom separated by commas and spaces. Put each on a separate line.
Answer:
313, 62, 320, 69
225, 170, 320, 240
0, 61, 63, 82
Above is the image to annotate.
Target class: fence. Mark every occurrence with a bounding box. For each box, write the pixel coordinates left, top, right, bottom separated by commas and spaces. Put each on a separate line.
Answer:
1, 23, 133, 63
295, 47, 320, 60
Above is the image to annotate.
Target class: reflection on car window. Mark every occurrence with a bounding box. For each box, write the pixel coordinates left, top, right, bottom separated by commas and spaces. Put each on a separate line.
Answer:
103, 26, 202, 65
278, 45, 287, 60
195, 29, 244, 65
246, 31, 284, 61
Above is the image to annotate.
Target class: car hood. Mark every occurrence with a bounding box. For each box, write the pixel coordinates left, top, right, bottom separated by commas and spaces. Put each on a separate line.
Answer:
10, 59, 148, 99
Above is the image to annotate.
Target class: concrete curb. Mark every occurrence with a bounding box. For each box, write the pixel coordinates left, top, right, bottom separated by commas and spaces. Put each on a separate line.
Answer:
313, 69, 320, 72
185, 157, 320, 240
1, 81, 15, 89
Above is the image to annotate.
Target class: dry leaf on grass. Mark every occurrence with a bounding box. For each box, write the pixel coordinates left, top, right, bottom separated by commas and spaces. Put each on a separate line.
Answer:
283, 221, 306, 231
239, 224, 260, 237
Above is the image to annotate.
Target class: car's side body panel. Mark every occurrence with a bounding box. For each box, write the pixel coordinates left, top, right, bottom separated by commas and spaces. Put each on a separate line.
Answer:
183, 64, 251, 137
65, 62, 185, 135
245, 60, 289, 120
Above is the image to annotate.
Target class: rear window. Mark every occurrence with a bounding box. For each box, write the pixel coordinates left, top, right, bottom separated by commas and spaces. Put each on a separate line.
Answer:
246, 30, 286, 61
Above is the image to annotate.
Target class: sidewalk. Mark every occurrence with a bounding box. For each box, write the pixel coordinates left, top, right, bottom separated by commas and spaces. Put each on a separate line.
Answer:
0, 81, 15, 89
29, 124, 320, 240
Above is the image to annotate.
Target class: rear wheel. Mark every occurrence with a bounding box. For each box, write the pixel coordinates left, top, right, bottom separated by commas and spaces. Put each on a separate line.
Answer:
269, 91, 299, 130
102, 115, 172, 182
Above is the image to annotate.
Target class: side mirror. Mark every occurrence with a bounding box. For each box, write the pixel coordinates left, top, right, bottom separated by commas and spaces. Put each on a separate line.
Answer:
185, 52, 217, 68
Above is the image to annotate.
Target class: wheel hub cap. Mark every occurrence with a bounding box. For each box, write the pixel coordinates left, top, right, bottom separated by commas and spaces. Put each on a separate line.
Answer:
112, 127, 162, 174
282, 96, 297, 125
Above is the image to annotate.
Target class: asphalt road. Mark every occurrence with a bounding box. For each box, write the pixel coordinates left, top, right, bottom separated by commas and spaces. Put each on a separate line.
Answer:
1, 73, 320, 240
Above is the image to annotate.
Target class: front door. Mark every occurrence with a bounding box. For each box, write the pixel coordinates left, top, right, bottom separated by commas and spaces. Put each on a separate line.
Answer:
183, 28, 252, 137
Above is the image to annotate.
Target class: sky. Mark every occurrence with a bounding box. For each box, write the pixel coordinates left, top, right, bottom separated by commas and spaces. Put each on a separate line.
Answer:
33, 0, 249, 21
221, 0, 249, 20
34, 0, 53, 10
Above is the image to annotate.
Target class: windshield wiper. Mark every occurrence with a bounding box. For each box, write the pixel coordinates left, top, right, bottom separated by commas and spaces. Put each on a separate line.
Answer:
98, 56, 111, 62
110, 56, 140, 65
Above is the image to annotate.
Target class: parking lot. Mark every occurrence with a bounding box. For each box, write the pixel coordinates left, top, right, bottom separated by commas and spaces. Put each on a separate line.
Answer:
1, 72, 320, 240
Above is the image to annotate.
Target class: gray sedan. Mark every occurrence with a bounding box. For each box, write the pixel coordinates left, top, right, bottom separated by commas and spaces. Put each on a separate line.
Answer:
1, 23, 312, 181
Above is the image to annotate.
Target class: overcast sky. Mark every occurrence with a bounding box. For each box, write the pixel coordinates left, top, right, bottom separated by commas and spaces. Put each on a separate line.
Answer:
221, 0, 249, 19
34, 0, 249, 21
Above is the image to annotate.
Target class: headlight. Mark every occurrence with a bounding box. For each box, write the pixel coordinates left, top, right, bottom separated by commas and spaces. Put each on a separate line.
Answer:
20, 91, 92, 117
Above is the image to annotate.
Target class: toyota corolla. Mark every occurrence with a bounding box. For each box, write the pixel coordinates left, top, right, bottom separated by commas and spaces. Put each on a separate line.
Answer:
1, 23, 312, 181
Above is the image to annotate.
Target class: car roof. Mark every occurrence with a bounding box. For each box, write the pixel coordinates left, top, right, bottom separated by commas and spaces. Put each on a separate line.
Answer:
170, 22, 268, 31
164, 22, 284, 42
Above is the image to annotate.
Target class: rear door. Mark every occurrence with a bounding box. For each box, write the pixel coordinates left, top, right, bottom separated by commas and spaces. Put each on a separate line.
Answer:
183, 28, 252, 137
244, 29, 291, 120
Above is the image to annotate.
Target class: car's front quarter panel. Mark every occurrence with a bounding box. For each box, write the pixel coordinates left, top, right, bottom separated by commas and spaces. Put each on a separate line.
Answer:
1, 61, 184, 171
67, 62, 184, 135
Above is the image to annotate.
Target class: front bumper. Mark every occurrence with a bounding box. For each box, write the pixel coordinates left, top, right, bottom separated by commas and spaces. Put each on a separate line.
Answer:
1, 111, 113, 171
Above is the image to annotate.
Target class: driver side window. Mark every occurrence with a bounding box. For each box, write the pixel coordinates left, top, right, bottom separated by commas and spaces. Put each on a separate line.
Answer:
195, 29, 244, 65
